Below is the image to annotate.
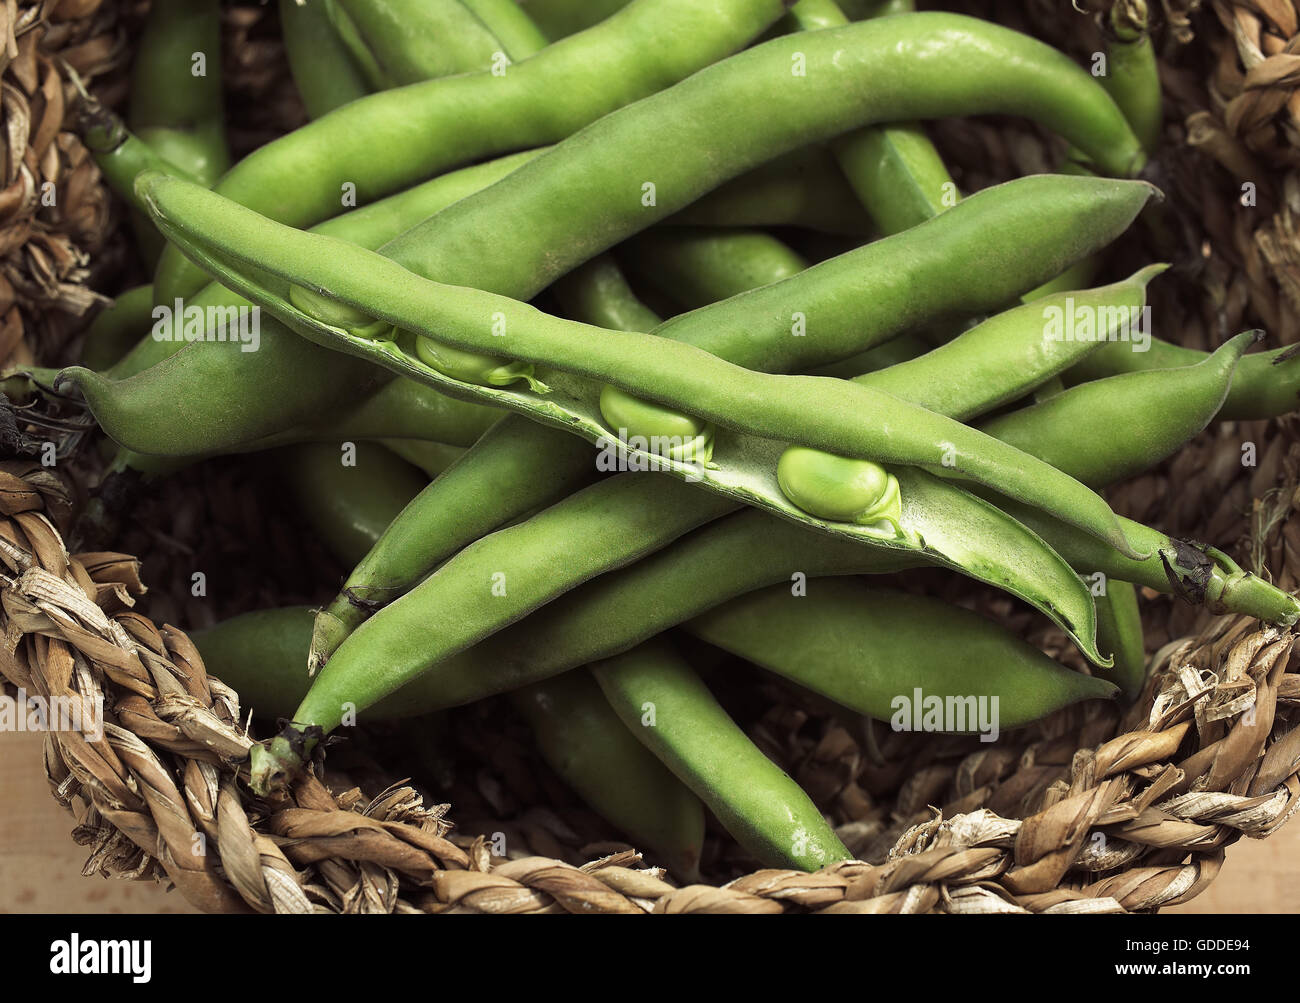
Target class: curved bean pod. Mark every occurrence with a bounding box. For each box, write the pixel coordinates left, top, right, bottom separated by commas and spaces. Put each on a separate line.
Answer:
1101, 0, 1162, 155
191, 606, 317, 720
140, 174, 1151, 562
1064, 339, 1300, 421
854, 264, 1165, 421
382, 13, 1145, 308
684, 579, 1118, 727
460, 0, 548, 60
375, 439, 466, 477
511, 671, 705, 880
979, 331, 1256, 488
153, 0, 790, 303
78, 286, 155, 372
277, 441, 427, 566
591, 639, 852, 872
280, 0, 371, 119
1093, 579, 1147, 700
327, 0, 503, 88
616, 227, 807, 312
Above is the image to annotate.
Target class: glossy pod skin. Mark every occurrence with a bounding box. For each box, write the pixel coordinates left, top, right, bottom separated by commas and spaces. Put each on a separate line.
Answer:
279, 0, 370, 119
153, 0, 791, 304
309, 418, 598, 669
1093, 579, 1147, 700
311, 253, 656, 669
78, 285, 155, 372
277, 442, 428, 567
1101, 0, 1162, 155
511, 671, 706, 880
68, 150, 544, 457
327, 0, 504, 88
669, 146, 872, 235
617, 227, 807, 312
382, 13, 1146, 314
460, 0, 549, 60
1064, 339, 1300, 421
106, 147, 546, 383
591, 638, 852, 872
684, 579, 1118, 727
140, 174, 1155, 568
979, 331, 1257, 488
191, 606, 317, 720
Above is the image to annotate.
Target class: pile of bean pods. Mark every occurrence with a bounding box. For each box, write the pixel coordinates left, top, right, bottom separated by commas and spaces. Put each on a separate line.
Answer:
39, 0, 1300, 877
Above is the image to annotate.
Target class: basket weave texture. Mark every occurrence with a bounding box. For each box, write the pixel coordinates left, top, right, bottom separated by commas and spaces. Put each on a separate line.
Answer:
0, 0, 1299, 913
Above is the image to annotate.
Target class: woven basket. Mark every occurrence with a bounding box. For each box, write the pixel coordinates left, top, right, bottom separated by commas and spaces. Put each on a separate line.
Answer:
1, 0, 1298, 914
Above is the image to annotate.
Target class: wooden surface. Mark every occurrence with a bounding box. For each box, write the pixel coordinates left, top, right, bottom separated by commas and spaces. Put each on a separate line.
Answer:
0, 728, 1294, 913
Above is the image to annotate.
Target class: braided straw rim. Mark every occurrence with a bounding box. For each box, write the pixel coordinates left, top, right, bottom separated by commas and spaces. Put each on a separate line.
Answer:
0, 435, 1295, 914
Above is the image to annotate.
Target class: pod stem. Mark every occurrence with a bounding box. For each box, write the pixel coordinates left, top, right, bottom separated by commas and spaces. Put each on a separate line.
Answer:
247, 724, 321, 796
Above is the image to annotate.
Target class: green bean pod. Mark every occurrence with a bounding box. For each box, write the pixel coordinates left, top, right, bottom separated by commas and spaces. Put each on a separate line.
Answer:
126, 0, 229, 265
191, 606, 316, 720
669, 146, 873, 235
309, 417, 597, 671
1101, 0, 1162, 155
277, 442, 428, 566
521, 0, 629, 40
78, 285, 155, 372
683, 579, 1118, 728
138, 174, 1151, 564
327, 0, 504, 88
978, 331, 1257, 488
299, 464, 1104, 729
591, 639, 852, 872
511, 672, 706, 880
107, 148, 546, 383
461, 0, 548, 60
616, 227, 808, 312
1093, 579, 1147, 700
287, 473, 737, 728
101, 163, 1152, 468
1065, 339, 1300, 421
310, 254, 656, 670
376, 439, 467, 478
280, 0, 371, 119
854, 264, 1165, 421
380, 13, 1145, 308
152, 0, 792, 304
